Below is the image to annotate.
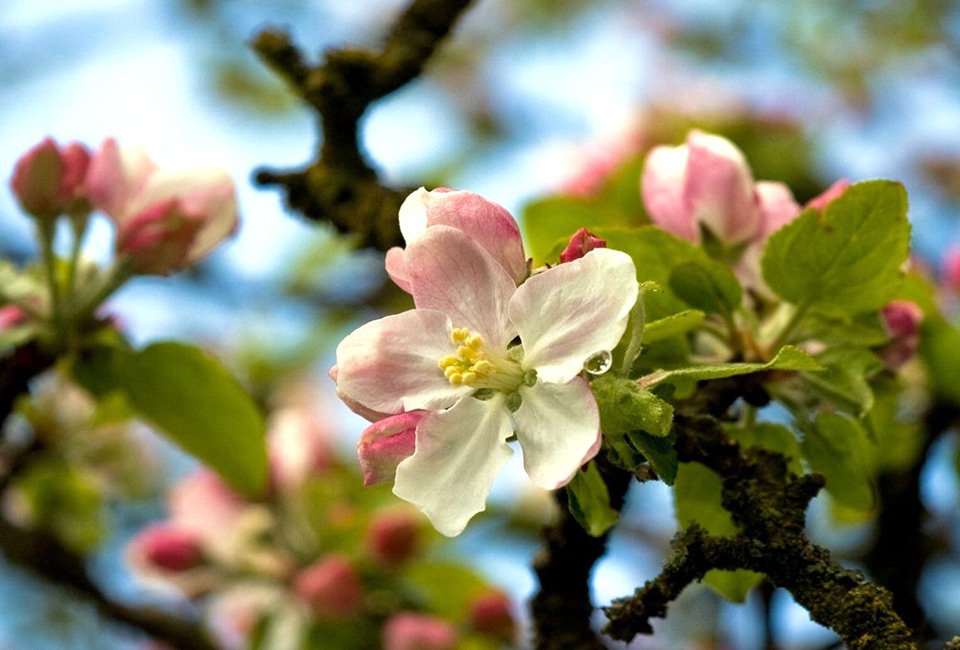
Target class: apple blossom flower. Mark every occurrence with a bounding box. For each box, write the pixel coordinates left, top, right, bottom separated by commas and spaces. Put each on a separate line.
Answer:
85, 138, 237, 275
10, 138, 91, 220
641, 130, 800, 246
335, 226, 638, 535
559, 228, 607, 263
384, 187, 527, 292
383, 613, 457, 650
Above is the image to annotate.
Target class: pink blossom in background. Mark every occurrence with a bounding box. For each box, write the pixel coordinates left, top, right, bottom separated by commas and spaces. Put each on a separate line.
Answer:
293, 555, 363, 620
128, 523, 204, 573
383, 613, 457, 650
86, 138, 237, 275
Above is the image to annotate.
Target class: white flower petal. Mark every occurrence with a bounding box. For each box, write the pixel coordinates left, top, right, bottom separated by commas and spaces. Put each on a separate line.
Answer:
398, 187, 431, 244
335, 309, 470, 414
511, 248, 638, 383
514, 377, 601, 490
393, 396, 514, 536
405, 226, 517, 348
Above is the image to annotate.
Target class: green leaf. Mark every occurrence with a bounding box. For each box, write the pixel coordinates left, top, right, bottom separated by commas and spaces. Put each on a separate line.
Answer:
761, 180, 910, 316
592, 375, 674, 437
566, 461, 620, 536
801, 412, 875, 512
120, 342, 268, 496
594, 227, 715, 319
919, 319, 960, 405
725, 423, 803, 476
403, 561, 492, 620
801, 347, 883, 416
613, 281, 659, 376
69, 345, 130, 398
626, 429, 678, 485
642, 345, 822, 387
642, 310, 706, 344
669, 260, 742, 317
673, 463, 761, 601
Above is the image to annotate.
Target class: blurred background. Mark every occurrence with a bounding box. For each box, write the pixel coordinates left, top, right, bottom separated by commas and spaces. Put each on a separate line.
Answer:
2, 0, 960, 648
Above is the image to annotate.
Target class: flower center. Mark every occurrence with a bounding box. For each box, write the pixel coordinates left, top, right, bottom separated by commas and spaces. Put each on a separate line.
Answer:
438, 327, 526, 392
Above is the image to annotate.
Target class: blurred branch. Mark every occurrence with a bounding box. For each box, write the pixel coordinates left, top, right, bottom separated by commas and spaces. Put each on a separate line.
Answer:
531, 458, 631, 650
251, 0, 476, 251
604, 413, 919, 650
0, 344, 217, 650
0, 515, 218, 650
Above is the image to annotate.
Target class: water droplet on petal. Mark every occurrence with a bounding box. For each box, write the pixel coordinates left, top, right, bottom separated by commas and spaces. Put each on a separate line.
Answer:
583, 350, 612, 375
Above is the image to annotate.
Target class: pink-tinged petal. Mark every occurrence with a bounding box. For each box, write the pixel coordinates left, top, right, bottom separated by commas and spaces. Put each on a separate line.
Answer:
393, 396, 513, 537
400, 188, 527, 284
86, 138, 156, 220
335, 309, 470, 414
167, 470, 246, 542
559, 228, 606, 263
405, 226, 517, 349
806, 178, 851, 211
357, 411, 424, 485
642, 144, 695, 241
268, 408, 333, 490
385, 246, 412, 292
115, 199, 205, 275
755, 181, 801, 240
511, 249, 637, 384
684, 130, 761, 244
514, 377, 600, 489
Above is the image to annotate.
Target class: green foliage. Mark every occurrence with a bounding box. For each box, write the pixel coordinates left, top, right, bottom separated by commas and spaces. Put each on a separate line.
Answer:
669, 259, 742, 317
592, 375, 674, 437
641, 309, 706, 345
566, 461, 620, 536
72, 341, 268, 497
725, 423, 803, 477
802, 347, 884, 416
403, 561, 492, 620
16, 459, 104, 553
801, 412, 875, 512
642, 345, 821, 387
606, 429, 678, 485
761, 181, 910, 318
919, 318, 960, 405
673, 463, 762, 601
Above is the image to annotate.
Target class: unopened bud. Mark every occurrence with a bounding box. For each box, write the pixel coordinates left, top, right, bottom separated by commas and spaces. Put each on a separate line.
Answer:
115, 199, 204, 275
357, 412, 423, 486
10, 138, 90, 220
293, 555, 363, 621
468, 591, 517, 643
559, 228, 606, 263
131, 524, 203, 573
366, 510, 421, 567
383, 613, 457, 650
880, 300, 923, 369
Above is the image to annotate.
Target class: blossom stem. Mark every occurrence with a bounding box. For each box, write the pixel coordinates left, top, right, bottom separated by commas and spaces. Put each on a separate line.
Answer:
37, 219, 65, 345
769, 300, 810, 354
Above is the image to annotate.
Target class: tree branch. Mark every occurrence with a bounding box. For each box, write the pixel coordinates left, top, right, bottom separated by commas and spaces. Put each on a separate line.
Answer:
604, 413, 920, 650
251, 0, 476, 251
531, 458, 631, 650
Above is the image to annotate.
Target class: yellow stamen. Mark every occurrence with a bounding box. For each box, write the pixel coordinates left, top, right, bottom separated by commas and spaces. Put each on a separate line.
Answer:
437, 327, 524, 392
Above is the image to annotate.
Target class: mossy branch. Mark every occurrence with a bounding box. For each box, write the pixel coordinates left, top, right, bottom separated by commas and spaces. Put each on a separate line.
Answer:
251, 0, 475, 251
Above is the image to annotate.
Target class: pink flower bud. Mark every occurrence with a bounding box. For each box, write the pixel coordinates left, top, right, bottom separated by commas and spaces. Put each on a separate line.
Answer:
366, 510, 421, 567
0, 305, 26, 330
293, 555, 363, 620
357, 412, 423, 486
805, 179, 851, 212
468, 591, 517, 643
129, 524, 203, 573
383, 613, 457, 650
10, 138, 90, 219
642, 130, 761, 245
880, 300, 923, 369
386, 188, 527, 292
943, 246, 960, 293
755, 181, 801, 240
87, 138, 237, 274
559, 228, 607, 263
115, 199, 205, 275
